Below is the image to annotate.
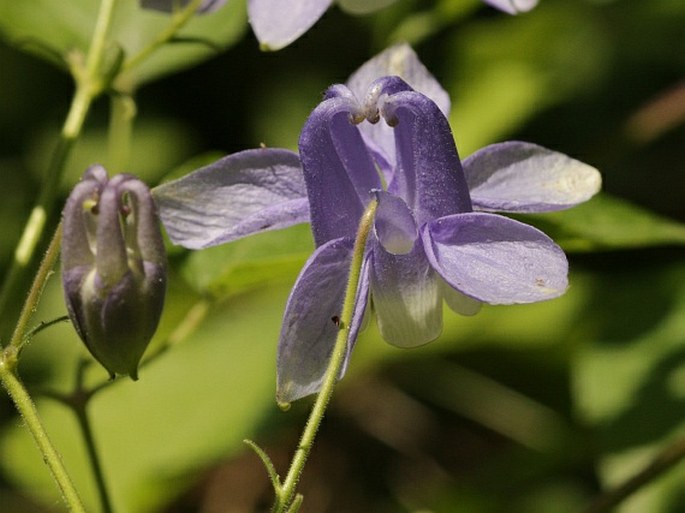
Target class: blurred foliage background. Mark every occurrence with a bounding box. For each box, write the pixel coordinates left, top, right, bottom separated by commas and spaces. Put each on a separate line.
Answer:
1, 0, 685, 512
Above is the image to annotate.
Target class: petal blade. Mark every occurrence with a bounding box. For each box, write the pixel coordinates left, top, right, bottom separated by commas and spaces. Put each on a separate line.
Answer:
153, 149, 309, 249
299, 89, 381, 246
277, 237, 369, 403
370, 241, 442, 348
423, 213, 568, 304
373, 191, 417, 255
377, 83, 472, 223
248, 0, 333, 51
465, 141, 601, 213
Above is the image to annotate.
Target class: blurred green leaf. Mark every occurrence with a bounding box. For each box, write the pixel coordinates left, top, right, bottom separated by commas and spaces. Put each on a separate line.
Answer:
444, 2, 611, 154
572, 261, 685, 512
26, 117, 199, 190
0, 0, 247, 86
522, 194, 685, 252
181, 224, 314, 298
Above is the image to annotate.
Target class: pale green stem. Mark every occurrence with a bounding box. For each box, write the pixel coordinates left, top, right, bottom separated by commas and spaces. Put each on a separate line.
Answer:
9, 223, 63, 353
0, 0, 119, 327
274, 200, 378, 513
0, 2, 120, 509
123, 0, 205, 72
0, 222, 87, 513
108, 94, 137, 173
85, 0, 118, 78
0, 363, 86, 513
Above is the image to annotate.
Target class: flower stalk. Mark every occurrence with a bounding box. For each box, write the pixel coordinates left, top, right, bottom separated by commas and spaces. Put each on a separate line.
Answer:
0, 221, 88, 513
0, 0, 119, 326
273, 199, 377, 513
0, 362, 86, 513
9, 222, 63, 353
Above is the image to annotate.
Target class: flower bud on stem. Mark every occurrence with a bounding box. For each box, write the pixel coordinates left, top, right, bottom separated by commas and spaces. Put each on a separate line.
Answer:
62, 166, 167, 379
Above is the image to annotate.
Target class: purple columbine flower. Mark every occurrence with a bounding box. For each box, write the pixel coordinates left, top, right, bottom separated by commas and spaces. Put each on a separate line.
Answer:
140, 0, 538, 51
154, 45, 599, 402
62, 166, 167, 379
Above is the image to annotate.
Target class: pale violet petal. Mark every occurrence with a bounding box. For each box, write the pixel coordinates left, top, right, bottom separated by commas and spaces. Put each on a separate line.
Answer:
464, 141, 602, 213
277, 237, 369, 403
373, 191, 417, 255
422, 212, 568, 304
153, 148, 308, 249
299, 87, 381, 246
439, 280, 482, 316
248, 0, 333, 51
370, 240, 442, 348
347, 44, 450, 115
483, 0, 538, 15
346, 44, 451, 170
373, 77, 471, 224
140, 0, 226, 14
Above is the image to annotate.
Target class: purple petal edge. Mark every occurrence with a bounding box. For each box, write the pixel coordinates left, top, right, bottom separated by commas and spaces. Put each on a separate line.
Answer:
248, 0, 333, 51
277, 237, 369, 403
153, 148, 309, 249
422, 212, 568, 305
465, 141, 601, 213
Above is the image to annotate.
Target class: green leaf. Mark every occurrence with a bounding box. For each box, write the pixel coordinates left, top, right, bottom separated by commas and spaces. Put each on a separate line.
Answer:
521, 194, 685, 252
180, 223, 314, 298
0, 0, 247, 86
27, 117, 200, 190
443, 2, 610, 154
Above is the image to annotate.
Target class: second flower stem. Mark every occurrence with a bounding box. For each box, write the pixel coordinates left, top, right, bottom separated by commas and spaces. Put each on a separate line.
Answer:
274, 199, 378, 513
0, 0, 119, 327
0, 363, 86, 513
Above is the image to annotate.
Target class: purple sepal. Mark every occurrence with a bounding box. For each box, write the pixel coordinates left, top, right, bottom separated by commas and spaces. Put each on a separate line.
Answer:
482, 0, 538, 15
277, 237, 369, 403
465, 141, 601, 213
422, 212, 568, 304
248, 0, 333, 51
154, 149, 309, 249
299, 90, 381, 246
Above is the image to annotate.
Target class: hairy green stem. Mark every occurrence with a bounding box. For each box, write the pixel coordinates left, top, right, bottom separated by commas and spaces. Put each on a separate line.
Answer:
0, 363, 86, 513
273, 200, 378, 513
0, 0, 119, 329
85, 0, 118, 78
0, 222, 86, 512
0, 2, 121, 510
9, 223, 63, 353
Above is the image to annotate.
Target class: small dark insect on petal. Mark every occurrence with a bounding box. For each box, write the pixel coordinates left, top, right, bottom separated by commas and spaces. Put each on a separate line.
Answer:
331, 315, 345, 329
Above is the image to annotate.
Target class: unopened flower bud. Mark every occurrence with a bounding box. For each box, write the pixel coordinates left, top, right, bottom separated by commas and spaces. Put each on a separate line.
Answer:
62, 166, 167, 379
